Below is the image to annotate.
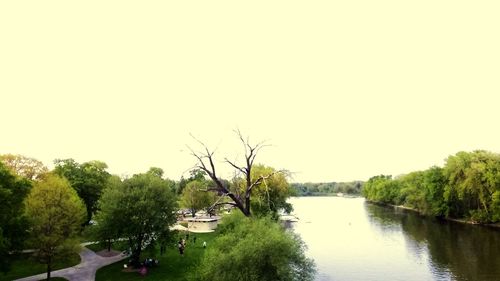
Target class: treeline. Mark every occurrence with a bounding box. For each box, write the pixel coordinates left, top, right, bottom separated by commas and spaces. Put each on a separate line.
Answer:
290, 181, 364, 196
363, 150, 500, 224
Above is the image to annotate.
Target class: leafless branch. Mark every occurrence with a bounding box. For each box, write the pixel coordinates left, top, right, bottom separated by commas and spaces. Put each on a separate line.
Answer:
225, 158, 246, 175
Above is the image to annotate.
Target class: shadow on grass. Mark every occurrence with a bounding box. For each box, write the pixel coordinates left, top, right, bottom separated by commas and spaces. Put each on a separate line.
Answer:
0, 253, 80, 281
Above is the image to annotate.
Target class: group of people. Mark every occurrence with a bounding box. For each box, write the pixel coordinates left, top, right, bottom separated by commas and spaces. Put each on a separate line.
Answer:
177, 233, 207, 256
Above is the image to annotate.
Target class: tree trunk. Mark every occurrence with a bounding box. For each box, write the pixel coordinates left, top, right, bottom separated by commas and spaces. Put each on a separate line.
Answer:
46, 257, 51, 280
107, 239, 111, 252
131, 236, 143, 267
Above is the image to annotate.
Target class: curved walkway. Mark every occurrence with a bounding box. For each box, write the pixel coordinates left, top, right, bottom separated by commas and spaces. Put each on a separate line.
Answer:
15, 247, 128, 281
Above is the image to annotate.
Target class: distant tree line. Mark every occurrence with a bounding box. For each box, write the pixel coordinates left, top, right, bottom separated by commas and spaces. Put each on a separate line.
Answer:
363, 150, 500, 224
290, 181, 364, 196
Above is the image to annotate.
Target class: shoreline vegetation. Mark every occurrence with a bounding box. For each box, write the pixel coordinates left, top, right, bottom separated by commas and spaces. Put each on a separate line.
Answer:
362, 150, 500, 226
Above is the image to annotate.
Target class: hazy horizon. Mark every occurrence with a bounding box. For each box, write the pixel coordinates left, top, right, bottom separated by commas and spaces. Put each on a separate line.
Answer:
1, 1, 499, 182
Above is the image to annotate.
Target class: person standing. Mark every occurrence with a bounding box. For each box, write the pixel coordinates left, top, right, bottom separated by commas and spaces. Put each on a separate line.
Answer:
178, 240, 184, 256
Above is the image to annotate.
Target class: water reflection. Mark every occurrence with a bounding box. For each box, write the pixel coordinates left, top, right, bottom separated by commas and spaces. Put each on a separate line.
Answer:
289, 197, 500, 281
365, 203, 500, 281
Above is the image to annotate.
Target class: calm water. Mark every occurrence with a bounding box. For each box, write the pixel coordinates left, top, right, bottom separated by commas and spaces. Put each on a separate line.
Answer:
289, 197, 500, 281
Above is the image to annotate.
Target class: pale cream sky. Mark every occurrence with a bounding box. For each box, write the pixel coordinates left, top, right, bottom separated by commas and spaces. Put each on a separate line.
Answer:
1, 1, 499, 182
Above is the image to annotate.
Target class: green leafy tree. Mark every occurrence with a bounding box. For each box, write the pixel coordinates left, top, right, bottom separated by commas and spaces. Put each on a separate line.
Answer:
422, 166, 447, 216
87, 175, 122, 252
443, 150, 500, 222
192, 213, 316, 281
0, 154, 48, 181
147, 167, 164, 178
362, 175, 396, 204
0, 162, 31, 273
93, 171, 178, 265
399, 171, 426, 210
24, 174, 86, 280
54, 159, 111, 224
181, 180, 217, 217
244, 164, 292, 217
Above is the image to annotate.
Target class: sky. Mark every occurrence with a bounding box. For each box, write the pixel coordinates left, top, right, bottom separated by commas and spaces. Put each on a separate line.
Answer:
1, 1, 499, 183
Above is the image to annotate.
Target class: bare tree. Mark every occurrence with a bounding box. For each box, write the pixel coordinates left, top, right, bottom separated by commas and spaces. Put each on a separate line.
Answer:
189, 130, 282, 217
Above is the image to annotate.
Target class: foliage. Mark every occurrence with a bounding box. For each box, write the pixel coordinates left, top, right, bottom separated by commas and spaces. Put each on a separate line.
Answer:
192, 213, 316, 281
180, 179, 217, 216
93, 171, 178, 265
0, 154, 48, 181
442, 150, 500, 222
85, 175, 123, 251
362, 175, 397, 204
177, 169, 206, 195
53, 159, 111, 224
0, 162, 31, 273
24, 174, 86, 280
290, 181, 363, 196
362, 150, 500, 223
146, 167, 164, 178
241, 165, 292, 217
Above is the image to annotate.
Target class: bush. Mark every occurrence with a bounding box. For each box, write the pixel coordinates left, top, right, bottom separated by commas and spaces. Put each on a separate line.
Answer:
191, 213, 315, 281
469, 209, 490, 224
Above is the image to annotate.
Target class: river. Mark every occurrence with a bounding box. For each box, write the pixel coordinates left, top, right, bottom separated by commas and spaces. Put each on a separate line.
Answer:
288, 197, 500, 281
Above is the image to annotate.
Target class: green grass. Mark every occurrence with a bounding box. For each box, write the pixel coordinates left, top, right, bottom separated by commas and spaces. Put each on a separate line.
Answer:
0, 253, 80, 281
85, 240, 129, 253
37, 277, 68, 281
96, 232, 217, 281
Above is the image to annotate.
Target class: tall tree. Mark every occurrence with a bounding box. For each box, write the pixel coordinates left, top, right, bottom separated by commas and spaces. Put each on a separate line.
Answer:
190, 131, 287, 217
443, 150, 500, 222
0, 154, 48, 181
0, 162, 31, 273
54, 159, 111, 223
93, 171, 177, 265
24, 174, 86, 280
422, 166, 447, 216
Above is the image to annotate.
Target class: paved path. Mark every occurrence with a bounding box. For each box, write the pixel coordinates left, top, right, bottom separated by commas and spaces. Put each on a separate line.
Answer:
15, 247, 128, 281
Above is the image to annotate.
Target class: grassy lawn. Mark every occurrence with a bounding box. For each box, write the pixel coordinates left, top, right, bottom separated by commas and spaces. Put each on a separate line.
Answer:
85, 240, 129, 253
0, 253, 80, 281
96, 232, 217, 281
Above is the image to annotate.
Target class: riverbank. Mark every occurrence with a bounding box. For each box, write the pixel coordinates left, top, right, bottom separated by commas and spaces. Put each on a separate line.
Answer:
365, 200, 500, 229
